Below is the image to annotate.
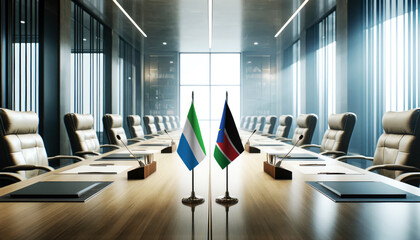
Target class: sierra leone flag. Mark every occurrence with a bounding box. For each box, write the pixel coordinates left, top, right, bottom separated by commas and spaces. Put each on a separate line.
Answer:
214, 100, 244, 169
177, 102, 206, 171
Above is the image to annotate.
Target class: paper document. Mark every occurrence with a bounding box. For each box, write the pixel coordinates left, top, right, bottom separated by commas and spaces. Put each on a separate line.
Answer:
59, 165, 132, 174
297, 165, 361, 175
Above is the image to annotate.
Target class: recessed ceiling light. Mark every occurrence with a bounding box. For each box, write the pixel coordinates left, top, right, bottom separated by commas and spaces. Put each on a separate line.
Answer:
20, 20, 25, 24
275, 0, 310, 37
248, 61, 252, 64
162, 42, 167, 45
169, 61, 174, 64
112, 0, 147, 37
83, 38, 87, 42
253, 42, 259, 45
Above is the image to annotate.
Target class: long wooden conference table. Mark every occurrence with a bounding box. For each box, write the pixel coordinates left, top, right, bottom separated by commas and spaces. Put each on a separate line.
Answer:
0, 130, 419, 239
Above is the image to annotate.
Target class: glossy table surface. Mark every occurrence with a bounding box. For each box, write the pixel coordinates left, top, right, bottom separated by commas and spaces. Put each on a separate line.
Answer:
0, 131, 419, 239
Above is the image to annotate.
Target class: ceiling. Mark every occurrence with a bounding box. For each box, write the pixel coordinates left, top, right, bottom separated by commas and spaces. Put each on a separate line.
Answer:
77, 0, 335, 53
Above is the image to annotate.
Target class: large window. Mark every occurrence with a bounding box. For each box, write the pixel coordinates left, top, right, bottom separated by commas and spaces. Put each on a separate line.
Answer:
316, 11, 336, 142
70, 2, 105, 138
180, 53, 241, 147
119, 38, 140, 131
365, 0, 419, 153
5, 0, 39, 112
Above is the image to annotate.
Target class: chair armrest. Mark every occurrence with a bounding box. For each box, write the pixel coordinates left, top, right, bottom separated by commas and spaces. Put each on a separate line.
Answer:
0, 172, 24, 184
300, 144, 321, 149
2, 165, 54, 173
100, 144, 121, 150
395, 172, 420, 183
74, 150, 101, 158
366, 164, 420, 173
319, 150, 347, 158
48, 155, 84, 165
335, 155, 374, 162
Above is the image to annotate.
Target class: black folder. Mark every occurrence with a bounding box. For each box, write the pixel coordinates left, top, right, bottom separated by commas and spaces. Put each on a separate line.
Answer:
9, 181, 101, 198
318, 181, 407, 198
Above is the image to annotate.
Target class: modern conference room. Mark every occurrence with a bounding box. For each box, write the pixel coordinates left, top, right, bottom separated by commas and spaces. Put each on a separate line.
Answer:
0, 0, 420, 239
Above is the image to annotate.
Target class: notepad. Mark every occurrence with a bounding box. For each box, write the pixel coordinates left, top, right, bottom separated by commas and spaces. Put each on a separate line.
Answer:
9, 182, 101, 198
59, 165, 132, 174
318, 181, 407, 198
102, 151, 147, 159
276, 153, 318, 159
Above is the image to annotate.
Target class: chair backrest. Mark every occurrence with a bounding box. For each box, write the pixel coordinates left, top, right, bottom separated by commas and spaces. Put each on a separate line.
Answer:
262, 116, 277, 134
170, 116, 177, 130
255, 116, 266, 132
163, 116, 172, 131
248, 116, 258, 131
276, 115, 293, 138
0, 108, 48, 179
143, 115, 158, 134
373, 109, 420, 178
103, 114, 127, 146
127, 115, 145, 138
175, 116, 180, 129
64, 113, 100, 154
291, 114, 317, 146
320, 113, 357, 154
240, 116, 246, 129
154, 116, 165, 132
244, 116, 251, 129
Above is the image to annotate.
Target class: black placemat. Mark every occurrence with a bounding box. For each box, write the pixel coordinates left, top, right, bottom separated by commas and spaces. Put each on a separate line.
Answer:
0, 181, 113, 202
307, 181, 420, 202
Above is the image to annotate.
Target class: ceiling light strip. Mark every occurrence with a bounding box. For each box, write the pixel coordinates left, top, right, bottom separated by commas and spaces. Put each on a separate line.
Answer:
274, 0, 309, 38
112, 0, 147, 37
208, 0, 213, 49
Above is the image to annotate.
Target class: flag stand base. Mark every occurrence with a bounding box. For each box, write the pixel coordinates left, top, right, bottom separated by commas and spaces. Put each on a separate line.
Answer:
182, 192, 205, 204
216, 192, 238, 204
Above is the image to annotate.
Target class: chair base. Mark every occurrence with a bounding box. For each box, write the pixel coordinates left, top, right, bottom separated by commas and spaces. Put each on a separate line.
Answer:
263, 161, 292, 180
245, 142, 260, 153
127, 161, 157, 179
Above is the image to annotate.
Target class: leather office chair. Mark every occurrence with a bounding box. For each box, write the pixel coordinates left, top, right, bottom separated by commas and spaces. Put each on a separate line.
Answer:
127, 115, 149, 140
154, 116, 165, 132
248, 116, 258, 131
143, 115, 159, 135
169, 116, 177, 130
273, 115, 293, 139
240, 116, 245, 129
103, 114, 141, 147
243, 116, 251, 130
261, 116, 277, 134
281, 114, 317, 146
175, 116, 180, 129
0, 109, 83, 186
163, 116, 172, 131
337, 109, 420, 179
301, 112, 357, 158
255, 116, 266, 133
64, 113, 120, 158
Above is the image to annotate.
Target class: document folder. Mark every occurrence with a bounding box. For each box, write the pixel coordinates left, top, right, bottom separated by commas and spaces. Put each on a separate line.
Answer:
318, 181, 407, 198
9, 182, 101, 198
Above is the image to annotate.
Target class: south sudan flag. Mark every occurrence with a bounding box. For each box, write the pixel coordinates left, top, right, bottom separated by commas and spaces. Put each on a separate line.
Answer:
214, 100, 244, 169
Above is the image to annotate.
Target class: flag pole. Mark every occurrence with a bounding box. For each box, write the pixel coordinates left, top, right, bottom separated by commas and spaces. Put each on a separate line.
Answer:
216, 91, 238, 204
182, 91, 204, 205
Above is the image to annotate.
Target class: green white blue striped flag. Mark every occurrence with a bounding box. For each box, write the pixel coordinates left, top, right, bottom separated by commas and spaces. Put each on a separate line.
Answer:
214, 100, 244, 169
177, 102, 206, 170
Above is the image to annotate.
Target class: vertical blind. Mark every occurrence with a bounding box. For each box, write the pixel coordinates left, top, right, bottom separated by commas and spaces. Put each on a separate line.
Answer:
365, 0, 419, 154
7, 0, 39, 112
70, 1, 105, 136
